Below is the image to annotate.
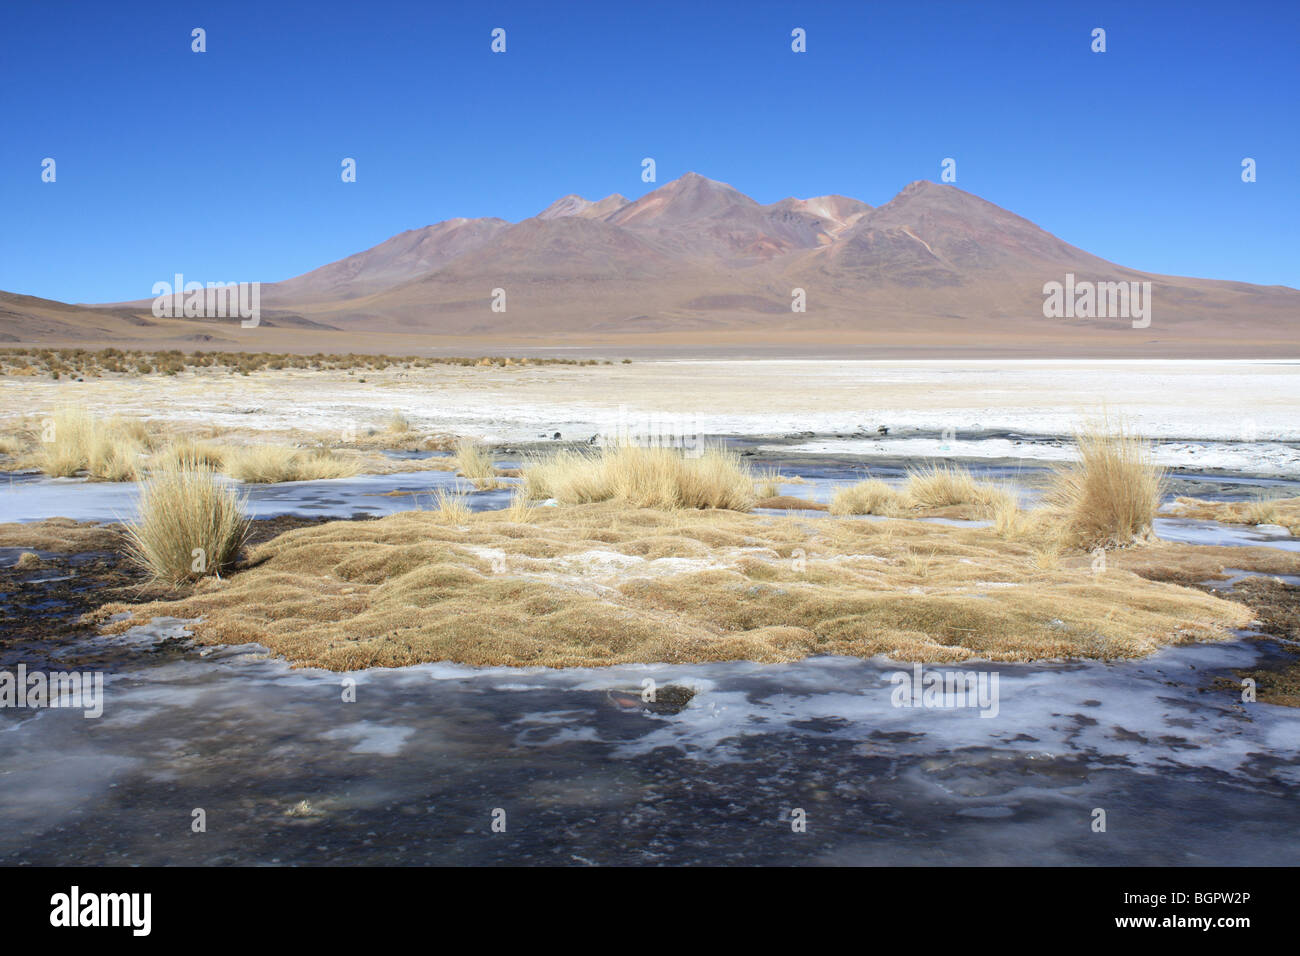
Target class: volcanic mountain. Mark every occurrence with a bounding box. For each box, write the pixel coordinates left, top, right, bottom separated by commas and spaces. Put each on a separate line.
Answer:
5, 173, 1297, 355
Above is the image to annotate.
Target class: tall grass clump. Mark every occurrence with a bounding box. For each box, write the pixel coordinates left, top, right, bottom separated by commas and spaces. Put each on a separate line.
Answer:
123, 466, 248, 584
31, 408, 147, 480
34, 408, 96, 476
87, 431, 142, 481
522, 444, 755, 511
454, 438, 497, 482
904, 463, 1009, 512
155, 437, 227, 471
754, 468, 785, 498
429, 488, 473, 524
829, 479, 908, 516
1046, 423, 1165, 549
1243, 497, 1280, 526
502, 487, 535, 523
223, 445, 360, 483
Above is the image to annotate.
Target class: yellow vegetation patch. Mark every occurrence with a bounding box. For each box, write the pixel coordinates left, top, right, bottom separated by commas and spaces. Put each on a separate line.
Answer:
1170, 496, 1300, 536
222, 445, 362, 483
523, 444, 756, 511
0, 517, 123, 552
88, 502, 1282, 671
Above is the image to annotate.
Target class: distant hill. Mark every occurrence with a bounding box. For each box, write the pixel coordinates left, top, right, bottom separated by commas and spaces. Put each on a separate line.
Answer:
4, 174, 1297, 356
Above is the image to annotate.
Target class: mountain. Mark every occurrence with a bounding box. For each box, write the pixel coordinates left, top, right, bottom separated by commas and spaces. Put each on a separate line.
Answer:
7, 173, 1297, 355
260, 217, 511, 304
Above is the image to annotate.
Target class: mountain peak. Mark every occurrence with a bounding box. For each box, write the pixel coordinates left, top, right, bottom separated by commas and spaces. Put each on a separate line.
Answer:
537, 193, 630, 221
609, 172, 755, 227
662, 171, 741, 192
897, 180, 942, 198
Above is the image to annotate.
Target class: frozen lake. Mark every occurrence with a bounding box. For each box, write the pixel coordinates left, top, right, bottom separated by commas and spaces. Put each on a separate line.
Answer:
1, 620, 1297, 865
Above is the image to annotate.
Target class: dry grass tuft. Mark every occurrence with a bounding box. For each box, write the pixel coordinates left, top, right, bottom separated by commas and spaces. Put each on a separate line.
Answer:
428, 488, 474, 524
33, 408, 96, 477
223, 445, 361, 483
87, 431, 142, 481
754, 468, 785, 498
155, 437, 228, 471
454, 438, 497, 483
830, 479, 908, 516
523, 444, 755, 511
123, 466, 249, 584
904, 463, 1011, 514
502, 487, 536, 523
30, 408, 146, 480
1047, 424, 1165, 549
1243, 498, 1281, 525
0, 434, 26, 458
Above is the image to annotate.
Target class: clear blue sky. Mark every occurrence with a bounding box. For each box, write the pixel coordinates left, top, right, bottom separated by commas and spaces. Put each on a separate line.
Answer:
1, 0, 1296, 302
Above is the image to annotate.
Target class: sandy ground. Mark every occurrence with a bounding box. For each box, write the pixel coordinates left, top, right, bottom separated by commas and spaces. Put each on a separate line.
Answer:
2, 359, 1297, 451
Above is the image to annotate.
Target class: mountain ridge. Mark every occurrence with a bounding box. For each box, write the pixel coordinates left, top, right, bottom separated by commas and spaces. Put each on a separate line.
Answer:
5, 173, 1295, 355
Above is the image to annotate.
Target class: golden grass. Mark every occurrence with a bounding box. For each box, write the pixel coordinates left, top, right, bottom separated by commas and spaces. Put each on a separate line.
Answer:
829, 479, 908, 516
503, 487, 535, 523
1047, 424, 1165, 549
29, 408, 147, 480
154, 437, 228, 471
523, 444, 755, 511
1172, 496, 1300, 535
428, 489, 473, 524
34, 408, 96, 477
1244, 498, 1281, 525
829, 466, 1013, 521
0, 517, 124, 552
223, 445, 361, 483
454, 438, 497, 483
122, 466, 249, 585
387, 410, 412, 433
86, 432, 142, 481
904, 463, 1011, 514
754, 468, 785, 498
89, 500, 1282, 670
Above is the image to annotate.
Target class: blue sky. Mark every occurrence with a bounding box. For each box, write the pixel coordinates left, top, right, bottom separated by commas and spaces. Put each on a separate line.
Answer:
1, 0, 1296, 302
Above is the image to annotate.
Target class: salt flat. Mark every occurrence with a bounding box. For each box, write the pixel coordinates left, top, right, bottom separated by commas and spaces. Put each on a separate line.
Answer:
3, 359, 1297, 457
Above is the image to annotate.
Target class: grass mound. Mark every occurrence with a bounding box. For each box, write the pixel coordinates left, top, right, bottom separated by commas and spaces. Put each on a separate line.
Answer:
91, 500, 1275, 670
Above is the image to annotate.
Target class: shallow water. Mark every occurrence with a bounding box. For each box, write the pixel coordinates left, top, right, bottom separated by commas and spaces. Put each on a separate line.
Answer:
2, 449, 1294, 526
1155, 517, 1300, 552
0, 469, 512, 524
1, 618, 1297, 865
